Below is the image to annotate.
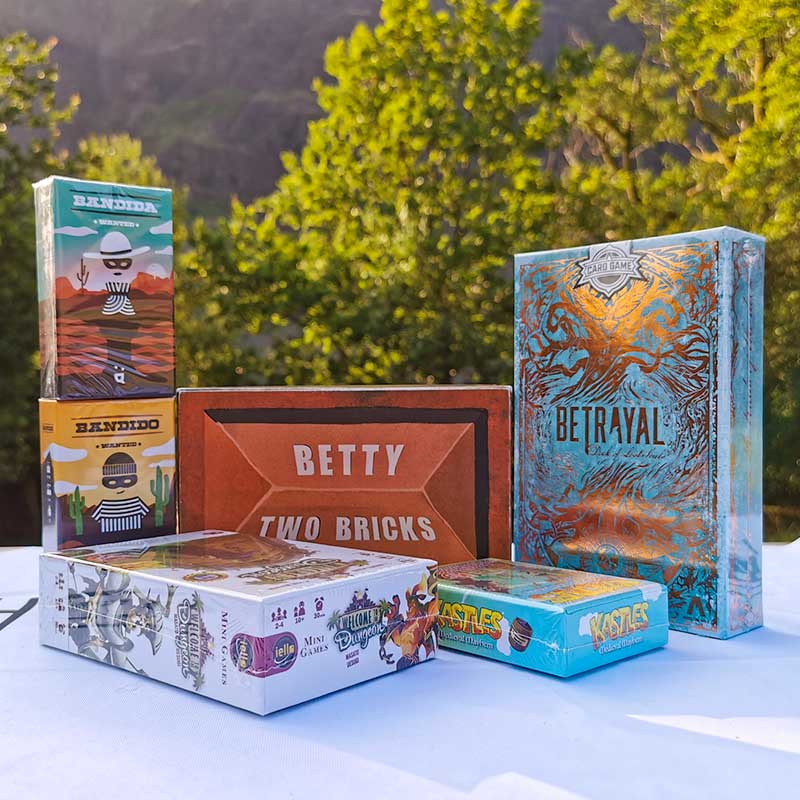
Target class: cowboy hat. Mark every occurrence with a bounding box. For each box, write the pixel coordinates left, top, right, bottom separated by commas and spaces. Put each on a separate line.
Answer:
83, 231, 150, 260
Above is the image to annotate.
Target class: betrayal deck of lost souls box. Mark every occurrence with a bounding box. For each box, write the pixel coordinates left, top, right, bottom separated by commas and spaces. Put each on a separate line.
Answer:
39, 397, 176, 551
34, 176, 175, 400
515, 227, 764, 638
177, 386, 511, 563
437, 559, 668, 676
40, 530, 439, 714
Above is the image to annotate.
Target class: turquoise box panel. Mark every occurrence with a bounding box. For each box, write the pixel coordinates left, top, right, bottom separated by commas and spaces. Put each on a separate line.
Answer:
437, 560, 668, 677
514, 227, 764, 638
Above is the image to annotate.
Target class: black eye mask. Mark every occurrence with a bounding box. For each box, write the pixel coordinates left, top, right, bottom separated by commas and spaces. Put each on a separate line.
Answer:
102, 258, 133, 271
102, 474, 138, 490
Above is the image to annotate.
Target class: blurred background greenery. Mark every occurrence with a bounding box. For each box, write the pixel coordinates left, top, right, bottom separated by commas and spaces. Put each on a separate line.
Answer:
1, 0, 798, 545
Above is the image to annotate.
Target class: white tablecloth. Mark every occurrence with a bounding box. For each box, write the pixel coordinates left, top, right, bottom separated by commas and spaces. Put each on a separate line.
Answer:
1, 543, 798, 800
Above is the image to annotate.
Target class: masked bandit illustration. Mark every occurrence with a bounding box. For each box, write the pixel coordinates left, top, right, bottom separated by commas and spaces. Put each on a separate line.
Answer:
92, 453, 149, 534
83, 231, 150, 317
67, 565, 176, 671
379, 573, 438, 669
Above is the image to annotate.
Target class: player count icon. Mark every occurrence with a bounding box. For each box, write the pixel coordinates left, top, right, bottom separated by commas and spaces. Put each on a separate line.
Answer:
83, 231, 151, 317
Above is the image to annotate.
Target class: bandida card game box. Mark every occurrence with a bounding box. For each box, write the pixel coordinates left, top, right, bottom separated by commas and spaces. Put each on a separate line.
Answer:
34, 176, 175, 399
40, 530, 438, 714
515, 227, 764, 638
177, 386, 511, 563
39, 397, 176, 551
437, 559, 667, 676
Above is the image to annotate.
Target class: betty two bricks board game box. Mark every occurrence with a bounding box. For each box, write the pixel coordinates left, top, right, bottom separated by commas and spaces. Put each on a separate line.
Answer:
34, 176, 175, 400
515, 227, 764, 638
177, 386, 511, 563
437, 559, 668, 676
39, 397, 176, 551
39, 530, 438, 715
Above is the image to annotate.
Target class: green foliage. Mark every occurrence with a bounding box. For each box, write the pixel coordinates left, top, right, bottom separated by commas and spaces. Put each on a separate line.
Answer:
67, 486, 85, 536
67, 132, 187, 242
176, 0, 800, 505
3, 3, 800, 520
553, 0, 800, 501
69, 134, 170, 188
149, 465, 171, 527
179, 0, 557, 386
0, 37, 181, 539
0, 33, 76, 488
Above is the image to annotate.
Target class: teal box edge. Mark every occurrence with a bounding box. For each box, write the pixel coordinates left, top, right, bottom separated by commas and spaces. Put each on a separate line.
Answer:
437, 561, 669, 677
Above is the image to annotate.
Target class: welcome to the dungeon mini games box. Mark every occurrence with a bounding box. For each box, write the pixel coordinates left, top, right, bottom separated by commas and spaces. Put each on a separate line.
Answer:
40, 530, 438, 714
515, 227, 764, 638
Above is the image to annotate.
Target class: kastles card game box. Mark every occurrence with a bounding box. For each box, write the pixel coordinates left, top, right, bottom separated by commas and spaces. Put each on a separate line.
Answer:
34, 176, 175, 399
39, 398, 176, 551
515, 227, 764, 638
437, 560, 667, 676
40, 531, 438, 714
178, 386, 511, 562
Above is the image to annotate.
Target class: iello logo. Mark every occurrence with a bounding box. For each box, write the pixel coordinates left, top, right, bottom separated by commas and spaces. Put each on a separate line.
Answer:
575, 242, 647, 300
272, 634, 298, 669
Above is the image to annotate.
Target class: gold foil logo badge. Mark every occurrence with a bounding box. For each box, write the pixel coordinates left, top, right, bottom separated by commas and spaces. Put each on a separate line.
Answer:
575, 242, 646, 300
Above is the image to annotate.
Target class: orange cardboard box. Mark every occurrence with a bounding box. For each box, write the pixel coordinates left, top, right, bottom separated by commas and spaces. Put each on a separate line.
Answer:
178, 387, 511, 562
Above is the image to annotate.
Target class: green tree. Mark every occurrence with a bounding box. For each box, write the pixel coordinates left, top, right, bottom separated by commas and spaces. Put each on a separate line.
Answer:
0, 36, 177, 542
0, 33, 76, 531
179, 0, 558, 387
69, 133, 177, 192
550, 0, 800, 503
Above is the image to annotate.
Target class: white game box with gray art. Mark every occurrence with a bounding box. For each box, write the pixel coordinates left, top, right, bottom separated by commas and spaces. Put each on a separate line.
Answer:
39, 530, 438, 714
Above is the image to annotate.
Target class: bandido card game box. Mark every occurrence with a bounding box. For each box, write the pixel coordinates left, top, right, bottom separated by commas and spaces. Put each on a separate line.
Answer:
515, 227, 764, 638
34, 176, 175, 399
437, 560, 668, 676
39, 397, 176, 551
40, 530, 438, 714
177, 386, 511, 562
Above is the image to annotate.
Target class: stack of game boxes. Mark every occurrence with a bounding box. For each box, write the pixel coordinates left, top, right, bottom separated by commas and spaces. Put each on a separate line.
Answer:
34, 177, 177, 552
34, 187, 766, 713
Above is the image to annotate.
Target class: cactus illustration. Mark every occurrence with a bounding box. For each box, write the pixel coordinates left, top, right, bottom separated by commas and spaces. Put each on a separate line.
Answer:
68, 486, 86, 536
76, 258, 90, 293
150, 466, 171, 527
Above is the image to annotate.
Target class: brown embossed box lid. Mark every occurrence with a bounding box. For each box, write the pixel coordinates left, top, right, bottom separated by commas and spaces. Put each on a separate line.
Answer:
178, 386, 511, 563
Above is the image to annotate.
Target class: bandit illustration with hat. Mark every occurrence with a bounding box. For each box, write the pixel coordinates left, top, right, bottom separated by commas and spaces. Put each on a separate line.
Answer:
83, 231, 150, 317
92, 452, 150, 534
